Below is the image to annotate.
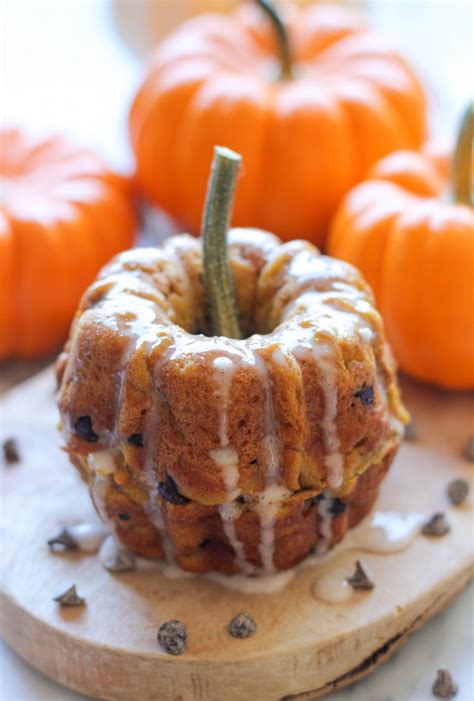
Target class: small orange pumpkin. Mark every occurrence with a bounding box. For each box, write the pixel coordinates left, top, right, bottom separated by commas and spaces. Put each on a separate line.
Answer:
129, 0, 425, 246
328, 105, 474, 389
0, 128, 137, 360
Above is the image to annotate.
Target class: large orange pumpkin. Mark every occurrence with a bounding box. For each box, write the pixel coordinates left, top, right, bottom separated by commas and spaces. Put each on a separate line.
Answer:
328, 105, 474, 389
129, 0, 425, 246
0, 128, 137, 360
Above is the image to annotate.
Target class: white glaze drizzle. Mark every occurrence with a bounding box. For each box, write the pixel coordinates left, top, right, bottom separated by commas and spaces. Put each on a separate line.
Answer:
93, 505, 427, 594
316, 492, 334, 553
206, 568, 294, 593
59, 522, 108, 553
359, 327, 374, 343
254, 485, 290, 573
218, 501, 257, 575
210, 349, 254, 573
99, 534, 136, 572
251, 348, 285, 573
90, 474, 117, 537
311, 343, 344, 490
312, 560, 354, 604
142, 339, 177, 564
88, 450, 116, 477
252, 349, 281, 486
212, 356, 235, 447
210, 447, 240, 500
352, 511, 424, 554
131, 553, 295, 593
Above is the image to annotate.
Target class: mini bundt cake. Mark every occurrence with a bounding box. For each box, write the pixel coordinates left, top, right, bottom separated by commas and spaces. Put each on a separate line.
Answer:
57, 229, 407, 575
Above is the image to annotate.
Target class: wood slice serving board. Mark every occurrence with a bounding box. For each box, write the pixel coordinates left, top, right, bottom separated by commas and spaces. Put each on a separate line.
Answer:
1, 368, 473, 701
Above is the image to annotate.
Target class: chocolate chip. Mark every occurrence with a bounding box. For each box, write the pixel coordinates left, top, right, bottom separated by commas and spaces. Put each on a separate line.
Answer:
237, 495, 250, 505
346, 560, 374, 590
74, 416, 99, 443
447, 479, 469, 506
48, 528, 78, 551
228, 612, 257, 639
305, 492, 326, 509
127, 433, 144, 447
157, 620, 187, 655
199, 538, 212, 549
463, 435, 474, 462
117, 512, 131, 521
53, 584, 85, 607
422, 513, 450, 537
354, 385, 374, 406
3, 438, 20, 464
304, 496, 318, 509
330, 498, 347, 516
432, 668, 458, 698
404, 421, 417, 441
103, 547, 136, 573
158, 475, 189, 505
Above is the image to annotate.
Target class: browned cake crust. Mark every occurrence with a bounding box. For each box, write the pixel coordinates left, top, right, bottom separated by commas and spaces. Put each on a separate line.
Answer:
57, 231, 407, 575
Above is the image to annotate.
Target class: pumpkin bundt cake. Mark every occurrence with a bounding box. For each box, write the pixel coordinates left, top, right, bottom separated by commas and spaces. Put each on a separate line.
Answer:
56, 229, 407, 575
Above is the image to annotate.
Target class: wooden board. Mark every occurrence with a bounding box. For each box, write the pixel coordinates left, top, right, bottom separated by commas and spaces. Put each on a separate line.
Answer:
0, 368, 473, 701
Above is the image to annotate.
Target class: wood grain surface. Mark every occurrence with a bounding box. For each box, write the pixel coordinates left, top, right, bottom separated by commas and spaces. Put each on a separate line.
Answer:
0, 368, 473, 701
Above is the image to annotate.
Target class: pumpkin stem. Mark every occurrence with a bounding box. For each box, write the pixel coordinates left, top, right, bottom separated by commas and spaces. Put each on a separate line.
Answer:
202, 146, 242, 339
256, 0, 293, 81
452, 102, 474, 206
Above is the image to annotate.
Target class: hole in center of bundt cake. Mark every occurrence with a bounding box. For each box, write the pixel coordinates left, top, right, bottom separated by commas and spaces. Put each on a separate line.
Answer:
184, 272, 260, 340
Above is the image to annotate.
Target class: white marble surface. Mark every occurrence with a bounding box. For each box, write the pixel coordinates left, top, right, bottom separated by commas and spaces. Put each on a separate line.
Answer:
0, 1, 473, 700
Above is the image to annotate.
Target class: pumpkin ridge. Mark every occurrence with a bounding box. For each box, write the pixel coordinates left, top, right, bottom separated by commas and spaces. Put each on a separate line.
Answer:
129, 3, 426, 246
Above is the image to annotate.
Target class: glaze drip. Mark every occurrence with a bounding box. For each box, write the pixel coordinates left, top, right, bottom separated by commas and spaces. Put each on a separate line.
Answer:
218, 501, 257, 575
311, 344, 344, 489
254, 485, 290, 573
211, 447, 240, 499
212, 356, 235, 447
316, 492, 334, 553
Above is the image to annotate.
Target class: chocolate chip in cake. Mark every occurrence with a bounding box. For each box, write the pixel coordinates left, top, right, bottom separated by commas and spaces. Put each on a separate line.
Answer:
228, 612, 257, 639
404, 421, 417, 441
48, 527, 78, 551
432, 668, 458, 698
304, 495, 318, 509
3, 437, 20, 464
422, 513, 451, 537
53, 584, 85, 608
305, 492, 327, 510
346, 560, 374, 591
447, 479, 469, 506
117, 512, 131, 521
330, 498, 347, 517
74, 416, 99, 443
354, 385, 374, 406
157, 620, 187, 655
158, 475, 189, 505
237, 494, 252, 505
127, 433, 144, 447
463, 435, 474, 462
